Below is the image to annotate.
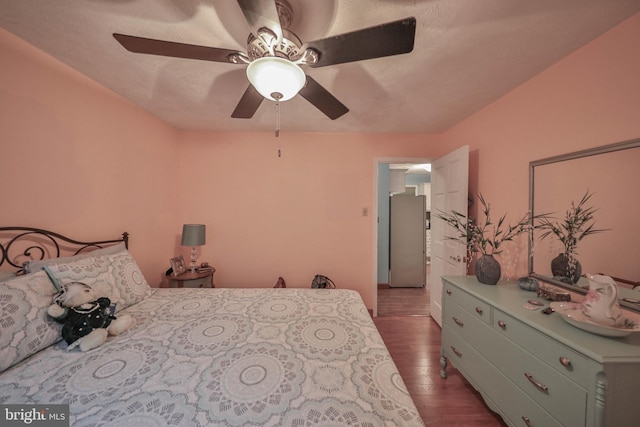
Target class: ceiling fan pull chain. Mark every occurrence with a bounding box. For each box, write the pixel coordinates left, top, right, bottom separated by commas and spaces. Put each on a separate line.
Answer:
275, 98, 281, 139
276, 100, 283, 156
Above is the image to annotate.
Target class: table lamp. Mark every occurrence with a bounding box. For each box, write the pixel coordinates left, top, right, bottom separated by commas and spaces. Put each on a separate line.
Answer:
181, 224, 206, 272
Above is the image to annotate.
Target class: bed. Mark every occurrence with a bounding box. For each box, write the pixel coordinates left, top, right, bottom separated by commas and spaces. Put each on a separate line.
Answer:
0, 227, 423, 426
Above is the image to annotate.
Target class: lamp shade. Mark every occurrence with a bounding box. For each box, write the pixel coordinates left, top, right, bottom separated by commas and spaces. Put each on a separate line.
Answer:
181, 224, 206, 247
246, 57, 306, 101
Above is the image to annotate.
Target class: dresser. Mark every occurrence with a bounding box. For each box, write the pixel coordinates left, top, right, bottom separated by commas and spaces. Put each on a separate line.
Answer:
440, 275, 640, 427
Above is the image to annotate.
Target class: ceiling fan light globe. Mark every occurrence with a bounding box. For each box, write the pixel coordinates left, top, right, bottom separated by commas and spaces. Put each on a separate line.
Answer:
246, 57, 306, 102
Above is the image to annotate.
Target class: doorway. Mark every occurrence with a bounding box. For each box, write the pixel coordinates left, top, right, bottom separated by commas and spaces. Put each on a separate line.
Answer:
373, 147, 469, 319
376, 160, 431, 317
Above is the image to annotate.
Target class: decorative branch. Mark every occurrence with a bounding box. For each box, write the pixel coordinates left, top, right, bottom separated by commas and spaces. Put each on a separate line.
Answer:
536, 190, 608, 257
536, 190, 608, 281
437, 193, 534, 258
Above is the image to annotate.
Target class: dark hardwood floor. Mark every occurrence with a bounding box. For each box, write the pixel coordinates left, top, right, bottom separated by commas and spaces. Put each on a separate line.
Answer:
377, 284, 431, 317
375, 286, 507, 426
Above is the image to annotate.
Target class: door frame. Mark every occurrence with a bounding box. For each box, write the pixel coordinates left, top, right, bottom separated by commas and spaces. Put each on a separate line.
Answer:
372, 157, 432, 317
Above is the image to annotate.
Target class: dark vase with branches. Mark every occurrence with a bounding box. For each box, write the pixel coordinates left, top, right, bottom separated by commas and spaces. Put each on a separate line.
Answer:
536, 191, 607, 284
438, 194, 533, 285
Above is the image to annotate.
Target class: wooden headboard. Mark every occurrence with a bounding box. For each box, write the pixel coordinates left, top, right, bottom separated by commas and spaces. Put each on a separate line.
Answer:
0, 227, 128, 274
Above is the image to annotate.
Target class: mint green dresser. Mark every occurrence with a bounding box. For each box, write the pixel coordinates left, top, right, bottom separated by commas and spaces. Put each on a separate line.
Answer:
440, 275, 640, 427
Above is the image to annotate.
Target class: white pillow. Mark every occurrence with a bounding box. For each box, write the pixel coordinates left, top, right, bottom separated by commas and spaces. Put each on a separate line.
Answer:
23, 242, 127, 274
105, 250, 154, 308
0, 271, 61, 372
43, 248, 152, 312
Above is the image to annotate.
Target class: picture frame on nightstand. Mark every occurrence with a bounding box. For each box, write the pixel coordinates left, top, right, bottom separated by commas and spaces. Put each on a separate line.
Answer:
170, 255, 186, 277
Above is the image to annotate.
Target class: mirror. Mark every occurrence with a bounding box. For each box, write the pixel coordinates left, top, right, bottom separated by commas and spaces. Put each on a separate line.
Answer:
528, 138, 640, 312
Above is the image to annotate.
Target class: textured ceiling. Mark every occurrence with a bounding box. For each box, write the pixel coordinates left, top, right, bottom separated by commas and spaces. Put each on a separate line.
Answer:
1, 0, 639, 134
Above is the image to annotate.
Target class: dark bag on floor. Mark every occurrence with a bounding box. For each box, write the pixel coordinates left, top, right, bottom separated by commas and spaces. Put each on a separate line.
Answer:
311, 275, 336, 289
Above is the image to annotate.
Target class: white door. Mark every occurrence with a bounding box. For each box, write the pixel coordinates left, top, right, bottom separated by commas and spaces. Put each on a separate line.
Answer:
430, 146, 469, 326
389, 195, 426, 287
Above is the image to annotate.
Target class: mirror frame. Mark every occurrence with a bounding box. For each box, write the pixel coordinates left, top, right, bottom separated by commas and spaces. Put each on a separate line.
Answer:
528, 138, 640, 312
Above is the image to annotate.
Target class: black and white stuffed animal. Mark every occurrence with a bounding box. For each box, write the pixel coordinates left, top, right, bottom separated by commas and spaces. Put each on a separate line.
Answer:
47, 282, 133, 351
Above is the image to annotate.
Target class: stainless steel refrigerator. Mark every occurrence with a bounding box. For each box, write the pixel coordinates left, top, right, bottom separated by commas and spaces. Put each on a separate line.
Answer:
389, 194, 426, 287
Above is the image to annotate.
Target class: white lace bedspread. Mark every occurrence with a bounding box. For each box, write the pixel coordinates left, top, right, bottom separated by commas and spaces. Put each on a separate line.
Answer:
0, 288, 423, 426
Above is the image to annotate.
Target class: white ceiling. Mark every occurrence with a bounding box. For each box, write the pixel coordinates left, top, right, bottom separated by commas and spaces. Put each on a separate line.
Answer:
1, 1, 638, 134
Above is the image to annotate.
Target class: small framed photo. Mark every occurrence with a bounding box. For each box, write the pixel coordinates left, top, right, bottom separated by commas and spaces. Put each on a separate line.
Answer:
170, 255, 186, 277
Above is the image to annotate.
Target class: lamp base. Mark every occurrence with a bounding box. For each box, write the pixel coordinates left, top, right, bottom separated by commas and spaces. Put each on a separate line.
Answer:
190, 247, 198, 273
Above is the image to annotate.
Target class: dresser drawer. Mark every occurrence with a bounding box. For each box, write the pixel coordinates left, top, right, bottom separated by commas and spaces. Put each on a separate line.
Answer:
443, 283, 491, 325
492, 308, 589, 386
477, 325, 587, 427
444, 327, 564, 427
443, 300, 492, 352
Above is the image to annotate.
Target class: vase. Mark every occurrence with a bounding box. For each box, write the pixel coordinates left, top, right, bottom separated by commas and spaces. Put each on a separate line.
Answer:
551, 253, 582, 284
475, 254, 501, 285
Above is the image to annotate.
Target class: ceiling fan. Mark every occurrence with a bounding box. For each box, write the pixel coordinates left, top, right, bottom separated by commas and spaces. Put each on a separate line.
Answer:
113, 0, 416, 121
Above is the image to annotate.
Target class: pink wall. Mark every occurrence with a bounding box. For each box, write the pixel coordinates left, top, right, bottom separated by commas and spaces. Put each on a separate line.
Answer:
176, 131, 443, 307
0, 29, 180, 285
438, 12, 640, 280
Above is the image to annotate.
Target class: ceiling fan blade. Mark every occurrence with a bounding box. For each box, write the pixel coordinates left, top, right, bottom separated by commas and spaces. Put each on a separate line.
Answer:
236, 0, 283, 41
305, 17, 416, 68
113, 33, 240, 63
298, 76, 349, 120
231, 84, 264, 118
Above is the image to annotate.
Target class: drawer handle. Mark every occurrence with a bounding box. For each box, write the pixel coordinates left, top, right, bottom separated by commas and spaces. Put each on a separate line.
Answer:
524, 373, 549, 392
498, 320, 506, 329
446, 289, 452, 296
450, 346, 462, 357
475, 307, 483, 315
559, 356, 572, 368
452, 317, 464, 327
522, 416, 533, 427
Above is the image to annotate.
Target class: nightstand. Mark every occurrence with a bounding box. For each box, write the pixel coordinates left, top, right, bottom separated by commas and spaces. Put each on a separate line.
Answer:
167, 268, 215, 288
